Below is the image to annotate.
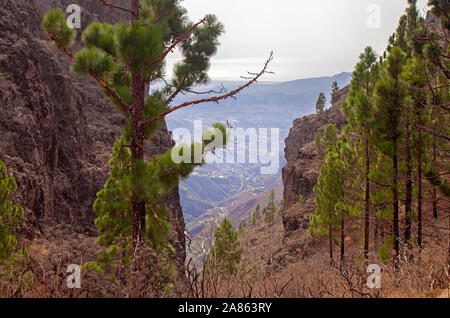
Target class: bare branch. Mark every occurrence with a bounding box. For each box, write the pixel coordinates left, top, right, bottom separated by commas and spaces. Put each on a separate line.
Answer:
141, 7, 172, 26
414, 122, 450, 142
142, 51, 274, 126
151, 18, 207, 65
158, 76, 228, 106
98, 0, 134, 14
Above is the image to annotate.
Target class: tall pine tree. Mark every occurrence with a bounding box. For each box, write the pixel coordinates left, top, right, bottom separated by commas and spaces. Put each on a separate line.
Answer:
373, 47, 407, 266
342, 46, 379, 260
37, 0, 272, 264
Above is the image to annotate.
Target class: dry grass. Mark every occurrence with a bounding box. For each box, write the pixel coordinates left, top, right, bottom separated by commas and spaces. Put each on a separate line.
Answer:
182, 204, 449, 298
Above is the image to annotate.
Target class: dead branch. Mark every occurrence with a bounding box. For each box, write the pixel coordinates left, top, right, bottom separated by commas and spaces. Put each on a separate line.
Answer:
98, 0, 134, 15
413, 122, 450, 142
151, 18, 207, 65
142, 51, 274, 126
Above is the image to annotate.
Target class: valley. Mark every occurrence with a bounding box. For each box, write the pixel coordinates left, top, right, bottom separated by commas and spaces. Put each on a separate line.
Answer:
166, 72, 351, 237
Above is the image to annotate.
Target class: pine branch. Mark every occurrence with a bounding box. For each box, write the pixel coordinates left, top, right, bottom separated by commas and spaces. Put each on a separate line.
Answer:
142, 51, 274, 127
30, 0, 131, 114
414, 122, 450, 142
158, 76, 228, 106
151, 18, 207, 65
98, 0, 134, 15
141, 7, 172, 26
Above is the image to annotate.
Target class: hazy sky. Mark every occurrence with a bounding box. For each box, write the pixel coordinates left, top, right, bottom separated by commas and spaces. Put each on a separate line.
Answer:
166, 0, 429, 82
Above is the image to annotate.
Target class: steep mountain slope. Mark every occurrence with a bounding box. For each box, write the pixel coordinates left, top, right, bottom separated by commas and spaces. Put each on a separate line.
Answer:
281, 85, 348, 251
282, 85, 349, 212
0, 0, 185, 271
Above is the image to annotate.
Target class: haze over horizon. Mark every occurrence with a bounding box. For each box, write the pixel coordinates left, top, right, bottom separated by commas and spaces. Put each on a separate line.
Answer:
165, 0, 429, 82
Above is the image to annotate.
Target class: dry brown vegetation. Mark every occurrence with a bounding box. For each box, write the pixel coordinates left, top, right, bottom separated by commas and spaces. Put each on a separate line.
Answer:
1, 203, 448, 298
182, 198, 449, 298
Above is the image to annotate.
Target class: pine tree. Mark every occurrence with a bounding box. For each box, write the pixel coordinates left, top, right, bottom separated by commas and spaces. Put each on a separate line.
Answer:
265, 189, 276, 224
341, 46, 379, 260
207, 218, 242, 275
316, 92, 326, 114
0, 160, 24, 261
277, 205, 284, 219
314, 124, 339, 154
250, 204, 261, 226
237, 222, 244, 236
314, 131, 322, 152
331, 81, 340, 104
310, 125, 358, 264
402, 57, 428, 246
311, 148, 342, 264
38, 0, 272, 275
0, 160, 32, 294
373, 47, 407, 265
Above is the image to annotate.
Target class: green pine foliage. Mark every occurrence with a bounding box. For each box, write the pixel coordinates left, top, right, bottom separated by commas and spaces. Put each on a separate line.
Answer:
41, 0, 233, 289
249, 204, 261, 226
314, 124, 339, 154
89, 124, 229, 274
0, 160, 32, 295
312, 1, 449, 266
315, 92, 326, 114
207, 218, 243, 275
0, 160, 24, 260
42, 9, 76, 48
264, 190, 276, 224
331, 81, 340, 103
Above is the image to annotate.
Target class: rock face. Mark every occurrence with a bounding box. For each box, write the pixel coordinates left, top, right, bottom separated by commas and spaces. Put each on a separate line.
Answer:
0, 0, 185, 266
281, 85, 349, 236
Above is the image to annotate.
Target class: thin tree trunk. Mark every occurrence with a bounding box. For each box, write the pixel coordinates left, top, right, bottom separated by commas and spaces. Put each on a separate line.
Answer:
130, 0, 146, 253
404, 123, 412, 245
393, 139, 399, 268
432, 135, 438, 219
417, 113, 423, 248
329, 224, 334, 265
364, 135, 370, 259
447, 208, 449, 274
340, 218, 345, 264
374, 215, 378, 252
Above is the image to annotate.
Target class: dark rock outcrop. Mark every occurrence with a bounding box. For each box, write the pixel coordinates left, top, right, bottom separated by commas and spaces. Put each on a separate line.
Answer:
281, 85, 349, 236
0, 0, 185, 268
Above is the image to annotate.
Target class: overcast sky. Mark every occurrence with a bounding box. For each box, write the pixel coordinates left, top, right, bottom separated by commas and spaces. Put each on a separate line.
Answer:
166, 0, 429, 82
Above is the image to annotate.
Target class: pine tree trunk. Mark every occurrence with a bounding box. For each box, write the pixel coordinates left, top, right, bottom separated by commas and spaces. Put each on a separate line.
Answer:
432, 135, 438, 220
374, 215, 378, 252
447, 209, 449, 274
329, 224, 334, 265
404, 124, 412, 245
393, 140, 400, 267
364, 135, 370, 259
130, 0, 146, 253
340, 218, 345, 264
417, 113, 423, 248
131, 76, 146, 252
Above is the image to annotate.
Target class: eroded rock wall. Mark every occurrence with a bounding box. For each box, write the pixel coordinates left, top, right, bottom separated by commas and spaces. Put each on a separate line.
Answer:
0, 0, 185, 265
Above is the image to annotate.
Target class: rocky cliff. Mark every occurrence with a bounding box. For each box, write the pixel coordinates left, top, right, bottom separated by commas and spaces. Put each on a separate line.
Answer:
0, 0, 185, 269
281, 85, 349, 238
